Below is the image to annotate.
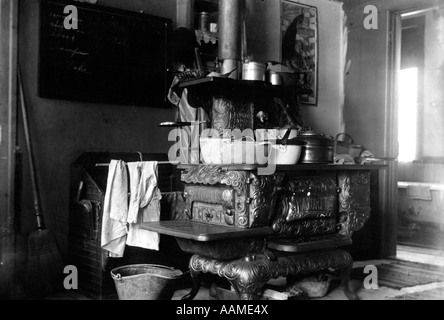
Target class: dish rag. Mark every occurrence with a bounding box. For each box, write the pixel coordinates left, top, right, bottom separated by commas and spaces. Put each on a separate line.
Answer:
126, 161, 162, 251
101, 160, 129, 258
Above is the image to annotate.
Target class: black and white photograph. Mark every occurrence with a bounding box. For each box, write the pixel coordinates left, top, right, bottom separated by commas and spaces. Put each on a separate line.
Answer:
0, 0, 444, 309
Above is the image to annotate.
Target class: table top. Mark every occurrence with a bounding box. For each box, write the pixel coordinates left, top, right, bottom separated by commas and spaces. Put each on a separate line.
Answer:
140, 220, 273, 242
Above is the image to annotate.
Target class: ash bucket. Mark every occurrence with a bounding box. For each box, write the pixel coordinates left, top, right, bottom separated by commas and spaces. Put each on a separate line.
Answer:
110, 264, 183, 300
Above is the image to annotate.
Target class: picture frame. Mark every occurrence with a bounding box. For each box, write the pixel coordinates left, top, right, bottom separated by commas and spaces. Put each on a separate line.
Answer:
281, 1, 319, 106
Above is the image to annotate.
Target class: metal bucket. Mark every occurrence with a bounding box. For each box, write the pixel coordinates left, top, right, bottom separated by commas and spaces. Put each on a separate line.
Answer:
110, 264, 183, 300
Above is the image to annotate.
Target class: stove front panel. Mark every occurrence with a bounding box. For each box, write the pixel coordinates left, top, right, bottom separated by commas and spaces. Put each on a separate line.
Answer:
272, 174, 339, 238
181, 165, 283, 228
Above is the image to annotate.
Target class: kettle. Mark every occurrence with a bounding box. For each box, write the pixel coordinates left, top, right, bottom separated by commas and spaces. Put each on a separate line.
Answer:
295, 130, 335, 164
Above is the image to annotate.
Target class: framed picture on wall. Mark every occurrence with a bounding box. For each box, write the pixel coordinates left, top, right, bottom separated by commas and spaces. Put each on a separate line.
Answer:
281, 1, 318, 106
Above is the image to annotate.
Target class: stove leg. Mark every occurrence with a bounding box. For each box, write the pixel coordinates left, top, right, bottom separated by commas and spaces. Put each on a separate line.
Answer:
181, 268, 202, 300
340, 255, 359, 301
228, 278, 266, 300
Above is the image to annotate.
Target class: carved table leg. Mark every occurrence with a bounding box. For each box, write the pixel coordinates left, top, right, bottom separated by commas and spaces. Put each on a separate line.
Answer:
181, 256, 203, 300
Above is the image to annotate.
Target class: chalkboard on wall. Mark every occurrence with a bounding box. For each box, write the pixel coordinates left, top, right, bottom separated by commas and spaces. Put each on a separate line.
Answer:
38, 0, 172, 107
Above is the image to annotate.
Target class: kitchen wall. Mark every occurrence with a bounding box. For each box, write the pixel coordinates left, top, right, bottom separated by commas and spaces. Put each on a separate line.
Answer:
16, 0, 348, 259
423, 10, 444, 159
245, 0, 345, 137
342, 0, 442, 257
17, 0, 178, 259
342, 0, 442, 157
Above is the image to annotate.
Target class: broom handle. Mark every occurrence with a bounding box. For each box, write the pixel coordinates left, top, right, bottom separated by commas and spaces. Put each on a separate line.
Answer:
18, 66, 44, 230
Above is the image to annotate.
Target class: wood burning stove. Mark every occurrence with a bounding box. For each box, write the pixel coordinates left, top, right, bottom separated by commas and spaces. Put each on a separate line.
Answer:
142, 163, 384, 300
141, 75, 386, 300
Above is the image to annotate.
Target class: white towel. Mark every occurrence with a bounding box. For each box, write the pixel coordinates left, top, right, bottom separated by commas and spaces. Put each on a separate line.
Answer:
127, 162, 143, 224
407, 185, 432, 201
101, 160, 129, 258
126, 161, 162, 251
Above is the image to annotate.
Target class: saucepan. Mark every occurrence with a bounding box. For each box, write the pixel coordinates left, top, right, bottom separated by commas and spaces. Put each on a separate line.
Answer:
242, 61, 266, 81
294, 130, 335, 164
265, 61, 299, 86
266, 71, 282, 85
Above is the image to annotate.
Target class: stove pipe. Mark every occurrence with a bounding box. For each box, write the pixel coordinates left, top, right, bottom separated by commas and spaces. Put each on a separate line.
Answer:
218, 0, 245, 79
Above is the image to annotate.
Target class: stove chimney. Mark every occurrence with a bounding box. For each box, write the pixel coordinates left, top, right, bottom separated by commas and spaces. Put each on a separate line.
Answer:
218, 0, 245, 79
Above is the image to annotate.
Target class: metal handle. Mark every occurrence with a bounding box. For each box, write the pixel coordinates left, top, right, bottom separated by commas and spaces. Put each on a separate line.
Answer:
111, 273, 123, 281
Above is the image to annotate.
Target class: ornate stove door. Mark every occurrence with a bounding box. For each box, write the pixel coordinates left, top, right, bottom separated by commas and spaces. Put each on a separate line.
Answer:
272, 174, 339, 238
184, 185, 237, 226
181, 165, 284, 228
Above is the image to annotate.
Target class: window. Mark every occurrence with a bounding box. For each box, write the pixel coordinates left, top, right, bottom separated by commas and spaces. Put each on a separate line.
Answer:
398, 9, 444, 162
398, 68, 418, 162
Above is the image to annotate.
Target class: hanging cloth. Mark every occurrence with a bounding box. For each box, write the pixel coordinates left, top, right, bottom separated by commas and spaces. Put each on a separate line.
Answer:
101, 160, 128, 258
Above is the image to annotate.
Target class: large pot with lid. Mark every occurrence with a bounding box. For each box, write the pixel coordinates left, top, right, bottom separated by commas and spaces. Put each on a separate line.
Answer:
295, 130, 335, 164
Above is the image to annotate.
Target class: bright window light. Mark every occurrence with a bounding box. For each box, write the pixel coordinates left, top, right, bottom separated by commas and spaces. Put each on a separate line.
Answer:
398, 68, 418, 162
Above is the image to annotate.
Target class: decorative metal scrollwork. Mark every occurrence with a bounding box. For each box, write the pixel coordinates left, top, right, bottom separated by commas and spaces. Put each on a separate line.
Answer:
182, 165, 248, 192
337, 171, 371, 236
249, 173, 284, 228
188, 249, 354, 300
272, 217, 337, 237
212, 98, 255, 131
271, 176, 337, 237
182, 166, 249, 227
181, 166, 283, 228
276, 176, 337, 223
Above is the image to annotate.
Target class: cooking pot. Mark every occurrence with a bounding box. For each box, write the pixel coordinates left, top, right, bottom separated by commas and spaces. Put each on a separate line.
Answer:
242, 62, 266, 81
266, 71, 282, 85
295, 130, 335, 164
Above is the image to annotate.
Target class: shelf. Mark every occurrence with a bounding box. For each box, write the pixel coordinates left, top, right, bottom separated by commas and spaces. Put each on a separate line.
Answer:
179, 76, 312, 98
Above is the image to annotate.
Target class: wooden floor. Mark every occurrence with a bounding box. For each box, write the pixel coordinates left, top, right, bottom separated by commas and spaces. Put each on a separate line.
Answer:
397, 245, 444, 267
